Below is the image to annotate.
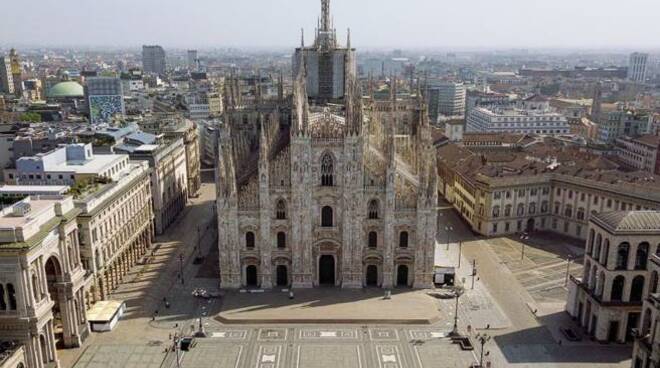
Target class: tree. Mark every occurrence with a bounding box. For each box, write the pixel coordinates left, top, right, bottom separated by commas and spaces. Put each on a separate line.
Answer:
19, 112, 42, 123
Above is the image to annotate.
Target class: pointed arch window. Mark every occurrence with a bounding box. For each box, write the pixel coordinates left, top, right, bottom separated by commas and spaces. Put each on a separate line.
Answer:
275, 199, 287, 220
368, 199, 379, 219
321, 153, 334, 186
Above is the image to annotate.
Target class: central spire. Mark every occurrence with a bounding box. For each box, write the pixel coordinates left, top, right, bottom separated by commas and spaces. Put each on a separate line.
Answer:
321, 0, 331, 32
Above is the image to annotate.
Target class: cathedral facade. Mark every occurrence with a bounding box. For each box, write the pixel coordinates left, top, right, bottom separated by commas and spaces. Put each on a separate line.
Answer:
216, 1, 438, 290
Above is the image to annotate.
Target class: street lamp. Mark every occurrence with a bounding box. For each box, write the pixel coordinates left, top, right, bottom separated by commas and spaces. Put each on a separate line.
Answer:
179, 253, 184, 285
445, 226, 453, 251
564, 255, 573, 287
520, 232, 530, 261
450, 285, 464, 336
475, 333, 491, 368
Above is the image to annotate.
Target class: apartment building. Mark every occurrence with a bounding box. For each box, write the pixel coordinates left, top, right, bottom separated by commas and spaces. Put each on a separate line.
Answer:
437, 138, 660, 240
615, 135, 660, 175
115, 134, 187, 234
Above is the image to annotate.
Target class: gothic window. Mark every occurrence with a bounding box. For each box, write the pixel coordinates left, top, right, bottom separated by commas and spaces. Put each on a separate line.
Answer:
368, 232, 378, 248
399, 231, 409, 248
321, 153, 334, 186
277, 232, 286, 249
577, 208, 585, 220
529, 202, 536, 215
541, 201, 548, 213
504, 205, 512, 217
492, 206, 500, 218
321, 206, 333, 227
245, 232, 255, 249
275, 199, 286, 220
368, 200, 379, 219
564, 205, 573, 218
517, 204, 525, 216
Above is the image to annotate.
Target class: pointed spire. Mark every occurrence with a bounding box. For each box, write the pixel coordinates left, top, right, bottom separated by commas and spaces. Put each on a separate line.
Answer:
321, 0, 331, 31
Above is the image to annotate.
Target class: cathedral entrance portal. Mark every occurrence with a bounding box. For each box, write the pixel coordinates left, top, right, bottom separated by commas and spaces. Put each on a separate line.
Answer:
246, 265, 258, 287
366, 265, 378, 286
397, 265, 409, 287
276, 265, 288, 287
319, 255, 335, 286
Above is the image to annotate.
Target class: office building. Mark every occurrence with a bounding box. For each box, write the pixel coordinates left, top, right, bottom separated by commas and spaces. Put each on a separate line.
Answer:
466, 106, 569, 135
628, 52, 649, 83
142, 45, 166, 75
0, 57, 14, 95
187, 50, 198, 70
85, 77, 125, 124
428, 82, 466, 122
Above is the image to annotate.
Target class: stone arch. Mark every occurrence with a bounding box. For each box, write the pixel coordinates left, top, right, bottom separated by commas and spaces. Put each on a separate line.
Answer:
616, 243, 630, 270
611, 275, 625, 301
635, 242, 650, 270
630, 275, 645, 302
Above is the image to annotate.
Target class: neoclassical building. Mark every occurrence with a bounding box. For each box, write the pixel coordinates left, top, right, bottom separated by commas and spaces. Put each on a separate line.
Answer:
0, 196, 88, 368
567, 211, 660, 343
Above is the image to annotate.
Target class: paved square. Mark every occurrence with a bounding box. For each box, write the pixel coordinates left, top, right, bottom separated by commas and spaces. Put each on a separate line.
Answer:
210, 330, 249, 340
413, 341, 476, 368
295, 345, 363, 368
299, 328, 359, 339
374, 345, 404, 368
369, 329, 399, 341
181, 342, 243, 368
258, 328, 288, 341
73, 345, 166, 368
256, 345, 283, 368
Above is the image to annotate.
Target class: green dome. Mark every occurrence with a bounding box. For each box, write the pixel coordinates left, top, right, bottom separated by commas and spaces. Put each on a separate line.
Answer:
48, 81, 84, 98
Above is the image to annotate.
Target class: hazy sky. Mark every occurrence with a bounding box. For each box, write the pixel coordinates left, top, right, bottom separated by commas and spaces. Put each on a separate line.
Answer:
1, 0, 658, 50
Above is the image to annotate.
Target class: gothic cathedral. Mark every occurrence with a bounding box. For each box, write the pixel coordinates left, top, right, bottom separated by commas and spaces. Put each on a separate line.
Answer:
216, 0, 438, 289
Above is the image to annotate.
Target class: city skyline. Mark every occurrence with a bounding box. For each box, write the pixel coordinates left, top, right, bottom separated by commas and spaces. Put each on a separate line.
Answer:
1, 0, 659, 49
